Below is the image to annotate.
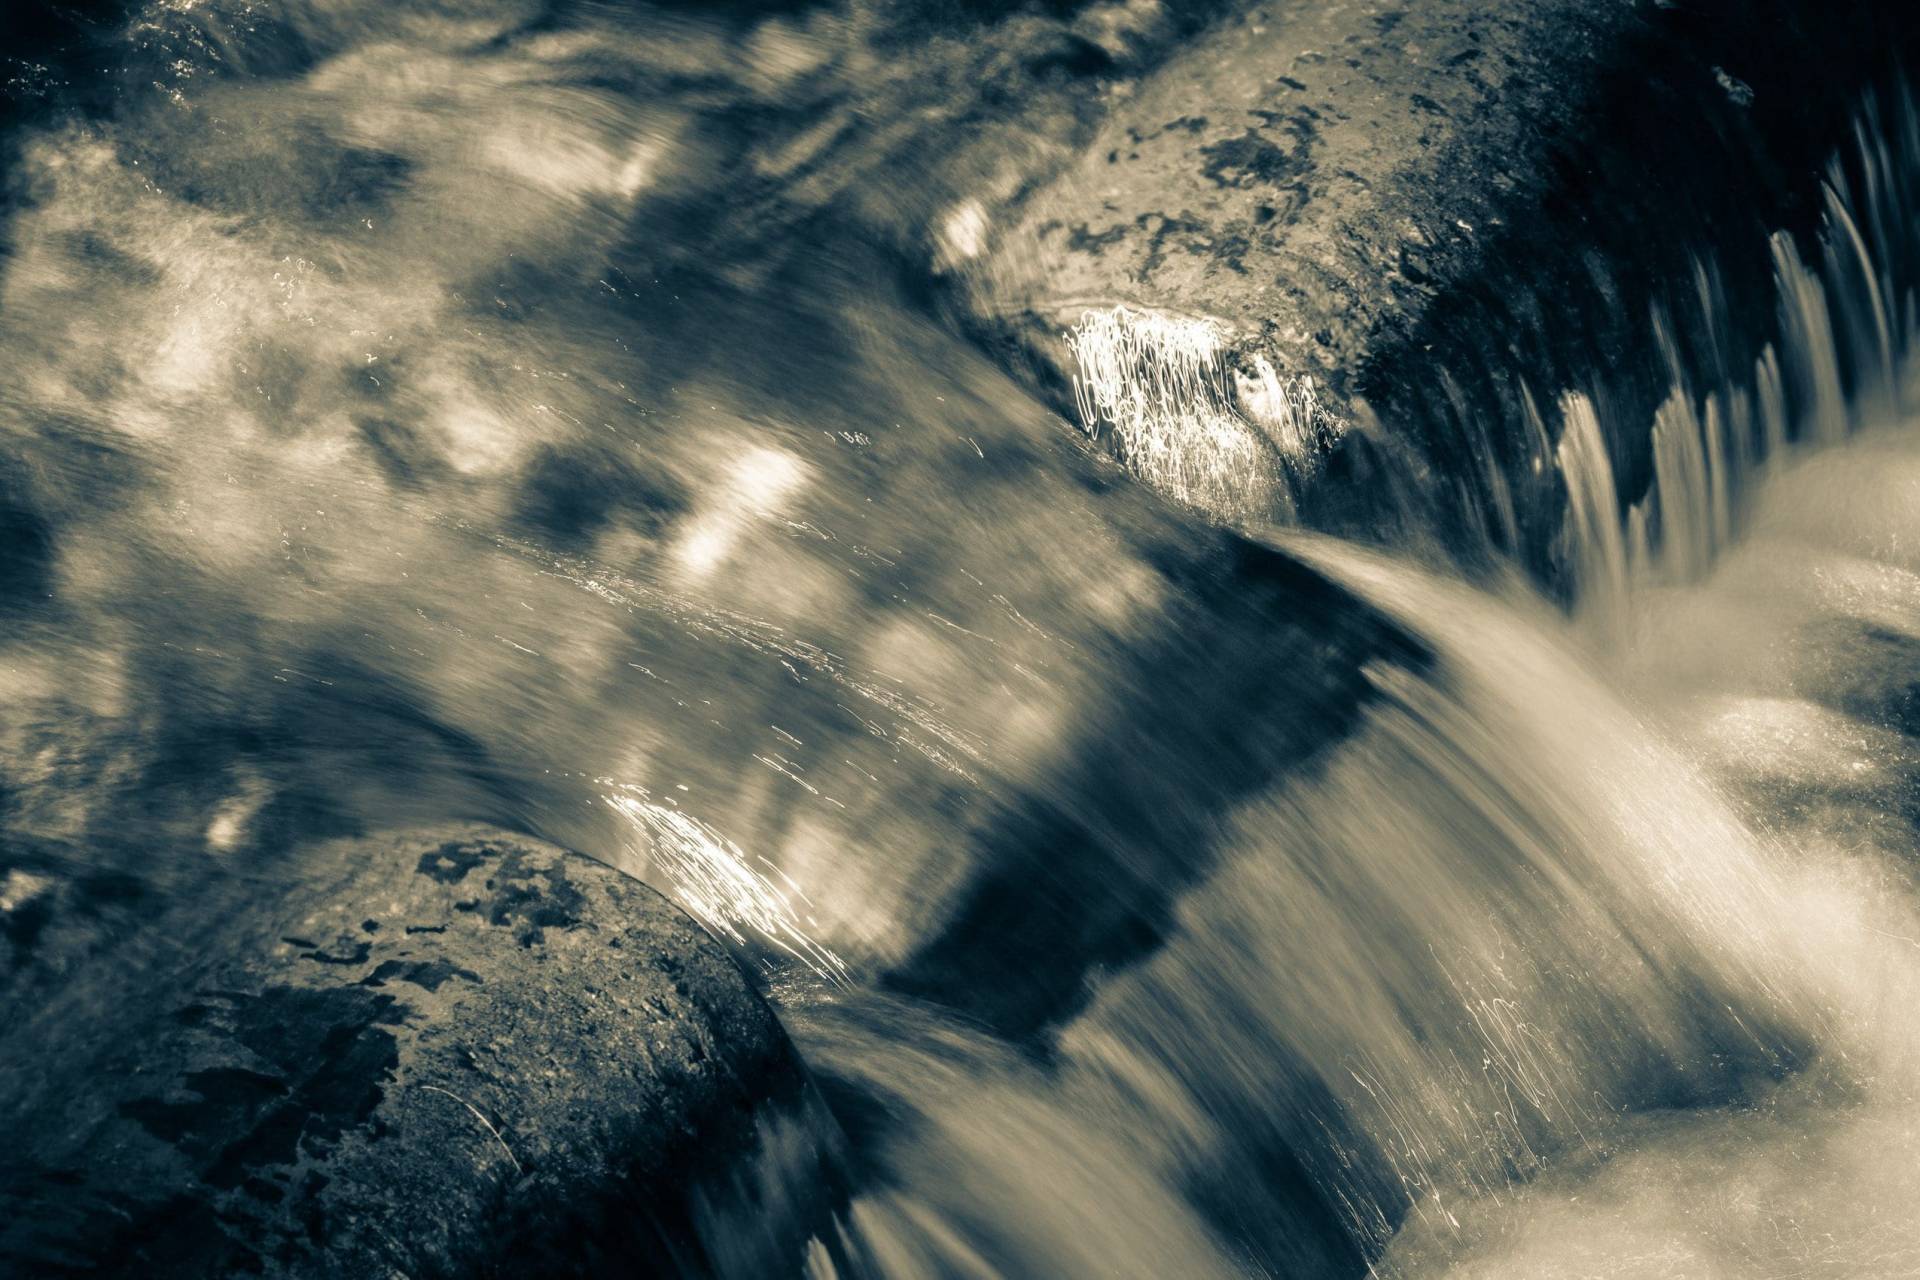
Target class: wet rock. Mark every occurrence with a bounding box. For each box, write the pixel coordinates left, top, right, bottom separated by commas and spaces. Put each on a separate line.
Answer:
975, 0, 1634, 413
0, 827, 852, 1278
964, 0, 1920, 566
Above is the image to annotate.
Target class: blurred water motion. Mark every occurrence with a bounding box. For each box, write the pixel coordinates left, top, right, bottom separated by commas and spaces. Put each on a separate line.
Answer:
4, 2, 1920, 1277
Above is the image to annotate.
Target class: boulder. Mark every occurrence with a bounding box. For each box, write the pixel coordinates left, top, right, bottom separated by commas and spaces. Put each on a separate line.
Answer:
962, 0, 1920, 567
979, 0, 1634, 404
0, 827, 853, 1278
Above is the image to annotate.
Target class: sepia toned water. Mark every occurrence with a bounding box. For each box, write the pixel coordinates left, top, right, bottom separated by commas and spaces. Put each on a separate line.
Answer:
5, 3, 1920, 1276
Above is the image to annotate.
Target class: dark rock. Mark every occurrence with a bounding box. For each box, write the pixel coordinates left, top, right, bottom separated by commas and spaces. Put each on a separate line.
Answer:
963, 0, 1920, 574
0, 827, 853, 1278
976, 0, 1632, 409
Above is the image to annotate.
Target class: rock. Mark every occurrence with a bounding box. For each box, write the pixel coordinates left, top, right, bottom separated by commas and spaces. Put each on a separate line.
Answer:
981, 0, 1628, 400
0, 827, 854, 1278
962, 0, 1920, 568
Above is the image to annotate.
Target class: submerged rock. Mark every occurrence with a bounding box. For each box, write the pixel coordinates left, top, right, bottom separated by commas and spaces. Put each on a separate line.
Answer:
0, 827, 853, 1278
884, 530, 1436, 1042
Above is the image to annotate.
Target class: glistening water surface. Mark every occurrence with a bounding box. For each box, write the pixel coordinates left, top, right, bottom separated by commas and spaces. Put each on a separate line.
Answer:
5, 2, 1920, 1276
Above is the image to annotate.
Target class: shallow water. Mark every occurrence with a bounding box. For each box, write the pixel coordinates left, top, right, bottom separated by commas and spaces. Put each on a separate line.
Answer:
6, 2, 1920, 1277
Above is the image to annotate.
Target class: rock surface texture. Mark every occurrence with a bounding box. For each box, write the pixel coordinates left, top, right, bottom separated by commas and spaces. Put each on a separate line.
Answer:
973, 1, 1649, 421
966, 0, 1920, 565
985, 0, 1622, 398
0, 827, 846, 1278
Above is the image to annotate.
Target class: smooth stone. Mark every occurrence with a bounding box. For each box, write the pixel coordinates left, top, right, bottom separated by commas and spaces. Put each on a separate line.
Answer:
0, 826, 853, 1278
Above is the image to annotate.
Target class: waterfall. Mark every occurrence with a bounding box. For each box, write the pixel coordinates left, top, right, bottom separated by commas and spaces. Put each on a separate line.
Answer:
1558, 83, 1920, 643
792, 75, 1920, 1280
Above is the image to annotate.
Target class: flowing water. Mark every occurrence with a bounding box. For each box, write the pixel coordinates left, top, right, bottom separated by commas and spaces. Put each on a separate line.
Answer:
7, 2, 1920, 1277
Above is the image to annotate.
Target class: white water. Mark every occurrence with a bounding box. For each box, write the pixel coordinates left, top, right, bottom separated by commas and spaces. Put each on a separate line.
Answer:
779, 80, 1920, 1280
773, 429, 1920, 1276
1380, 424, 1920, 1279
784, 464, 1920, 1274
